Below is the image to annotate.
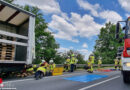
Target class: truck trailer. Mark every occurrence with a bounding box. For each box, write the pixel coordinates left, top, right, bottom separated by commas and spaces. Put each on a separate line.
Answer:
0, 0, 35, 74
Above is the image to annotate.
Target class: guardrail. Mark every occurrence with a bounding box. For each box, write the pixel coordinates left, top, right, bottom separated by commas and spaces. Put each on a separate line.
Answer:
34, 64, 114, 68
55, 64, 114, 67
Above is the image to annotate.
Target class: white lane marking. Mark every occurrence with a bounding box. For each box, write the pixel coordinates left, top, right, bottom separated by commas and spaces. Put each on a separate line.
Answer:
0, 88, 17, 90
79, 76, 120, 90
3, 72, 87, 83
3, 78, 33, 84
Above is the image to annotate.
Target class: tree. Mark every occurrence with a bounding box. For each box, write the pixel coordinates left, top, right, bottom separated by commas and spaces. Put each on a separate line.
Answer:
64, 50, 86, 64
23, 6, 59, 63
54, 53, 66, 64
94, 22, 124, 64
77, 53, 86, 64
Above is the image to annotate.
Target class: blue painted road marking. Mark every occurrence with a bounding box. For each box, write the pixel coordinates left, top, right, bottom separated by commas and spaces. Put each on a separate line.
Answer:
64, 74, 108, 83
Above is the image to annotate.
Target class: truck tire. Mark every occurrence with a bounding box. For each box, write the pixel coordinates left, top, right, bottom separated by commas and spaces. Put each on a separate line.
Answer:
123, 72, 130, 83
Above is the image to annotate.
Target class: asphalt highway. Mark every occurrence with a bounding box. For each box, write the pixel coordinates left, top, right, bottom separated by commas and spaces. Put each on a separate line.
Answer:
3, 70, 130, 90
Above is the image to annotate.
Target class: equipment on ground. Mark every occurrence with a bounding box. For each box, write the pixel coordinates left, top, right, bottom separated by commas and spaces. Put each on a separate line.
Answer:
52, 67, 63, 76
115, 17, 130, 83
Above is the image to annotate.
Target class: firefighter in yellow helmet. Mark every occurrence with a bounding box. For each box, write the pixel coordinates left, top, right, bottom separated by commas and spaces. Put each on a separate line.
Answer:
35, 63, 46, 79
33, 64, 37, 72
49, 60, 56, 75
70, 54, 76, 72
98, 57, 102, 69
114, 57, 119, 70
64, 56, 71, 72
87, 56, 93, 73
89, 53, 95, 72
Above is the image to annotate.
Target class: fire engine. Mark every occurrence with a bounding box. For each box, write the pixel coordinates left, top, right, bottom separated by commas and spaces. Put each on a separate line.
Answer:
116, 17, 130, 83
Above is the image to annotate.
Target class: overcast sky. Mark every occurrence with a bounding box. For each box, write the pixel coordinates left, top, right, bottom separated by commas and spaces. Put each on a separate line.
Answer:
13, 0, 130, 60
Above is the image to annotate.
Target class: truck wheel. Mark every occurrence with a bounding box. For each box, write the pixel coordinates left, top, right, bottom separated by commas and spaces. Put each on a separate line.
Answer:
123, 73, 130, 83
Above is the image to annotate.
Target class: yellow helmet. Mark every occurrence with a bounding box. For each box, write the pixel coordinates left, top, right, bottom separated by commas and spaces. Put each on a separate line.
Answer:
33, 65, 37, 68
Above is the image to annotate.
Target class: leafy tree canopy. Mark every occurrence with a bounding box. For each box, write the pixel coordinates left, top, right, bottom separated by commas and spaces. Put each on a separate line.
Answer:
94, 22, 124, 64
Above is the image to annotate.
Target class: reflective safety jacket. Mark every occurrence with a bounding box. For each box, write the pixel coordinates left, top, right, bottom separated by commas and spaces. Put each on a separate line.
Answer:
114, 59, 118, 65
37, 66, 46, 73
87, 61, 92, 67
27, 68, 34, 72
66, 59, 70, 64
70, 57, 76, 64
49, 64, 56, 71
98, 60, 102, 64
90, 56, 95, 64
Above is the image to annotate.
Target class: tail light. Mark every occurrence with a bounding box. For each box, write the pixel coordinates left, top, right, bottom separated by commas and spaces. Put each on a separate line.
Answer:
0, 78, 4, 88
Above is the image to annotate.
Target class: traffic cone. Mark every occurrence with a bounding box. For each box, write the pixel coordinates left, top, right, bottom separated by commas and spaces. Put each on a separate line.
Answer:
0, 78, 4, 88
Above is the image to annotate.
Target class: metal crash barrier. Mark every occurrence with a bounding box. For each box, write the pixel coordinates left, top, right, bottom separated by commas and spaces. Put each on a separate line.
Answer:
56, 64, 114, 67
34, 64, 114, 68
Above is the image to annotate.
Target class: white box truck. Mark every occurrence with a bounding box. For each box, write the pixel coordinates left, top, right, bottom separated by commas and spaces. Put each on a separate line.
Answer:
0, 0, 35, 73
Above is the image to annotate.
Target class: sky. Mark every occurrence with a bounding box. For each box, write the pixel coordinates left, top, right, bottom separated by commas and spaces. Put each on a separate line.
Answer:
13, 0, 130, 60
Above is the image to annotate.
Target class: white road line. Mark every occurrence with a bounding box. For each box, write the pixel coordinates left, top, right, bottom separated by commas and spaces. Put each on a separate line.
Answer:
0, 88, 17, 90
79, 76, 120, 90
3, 78, 33, 84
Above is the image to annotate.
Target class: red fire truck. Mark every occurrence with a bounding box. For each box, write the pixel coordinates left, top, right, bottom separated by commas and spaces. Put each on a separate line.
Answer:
116, 17, 130, 83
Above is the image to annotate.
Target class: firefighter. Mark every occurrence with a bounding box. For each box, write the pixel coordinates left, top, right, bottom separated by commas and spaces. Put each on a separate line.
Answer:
33, 64, 37, 72
40, 59, 49, 76
26, 64, 34, 75
63, 62, 67, 72
49, 60, 56, 75
89, 53, 95, 72
70, 54, 76, 72
35, 64, 46, 79
64, 56, 70, 72
118, 58, 122, 70
98, 58, 102, 69
114, 57, 119, 70
87, 57, 93, 73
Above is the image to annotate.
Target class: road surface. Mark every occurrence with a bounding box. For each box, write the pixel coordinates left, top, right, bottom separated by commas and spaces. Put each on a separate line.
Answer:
3, 70, 130, 90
